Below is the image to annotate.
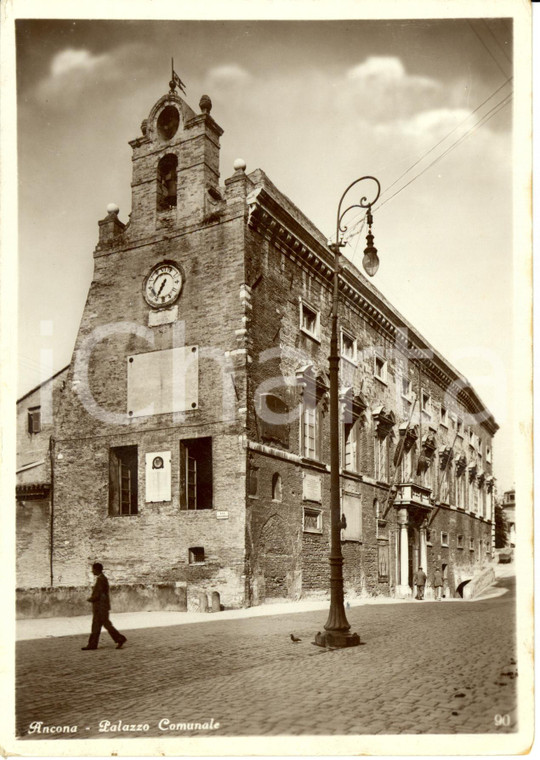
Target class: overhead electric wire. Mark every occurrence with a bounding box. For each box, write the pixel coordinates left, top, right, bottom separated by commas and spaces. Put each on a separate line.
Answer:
344, 75, 513, 242
481, 19, 512, 64
467, 19, 510, 79
335, 20, 513, 262
343, 87, 512, 267
373, 92, 512, 213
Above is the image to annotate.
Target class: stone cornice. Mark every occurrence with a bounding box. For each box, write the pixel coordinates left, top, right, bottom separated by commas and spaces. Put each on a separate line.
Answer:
246, 185, 499, 437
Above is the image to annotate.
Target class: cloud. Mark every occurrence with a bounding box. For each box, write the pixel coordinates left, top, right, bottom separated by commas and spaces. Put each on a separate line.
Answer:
50, 48, 109, 78
33, 44, 151, 108
377, 107, 472, 139
205, 64, 252, 87
344, 56, 442, 124
347, 57, 436, 90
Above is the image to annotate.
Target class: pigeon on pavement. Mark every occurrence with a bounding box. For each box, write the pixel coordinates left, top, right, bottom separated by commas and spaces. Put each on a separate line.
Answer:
290, 634, 302, 642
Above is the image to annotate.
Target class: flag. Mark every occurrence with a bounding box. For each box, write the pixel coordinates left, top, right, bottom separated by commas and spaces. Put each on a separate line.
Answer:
393, 395, 417, 468
173, 70, 186, 95
170, 59, 186, 95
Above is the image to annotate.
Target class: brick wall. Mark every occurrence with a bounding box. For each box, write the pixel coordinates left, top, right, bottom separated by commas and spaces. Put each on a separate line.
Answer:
16, 499, 51, 587
50, 91, 250, 607
243, 174, 496, 601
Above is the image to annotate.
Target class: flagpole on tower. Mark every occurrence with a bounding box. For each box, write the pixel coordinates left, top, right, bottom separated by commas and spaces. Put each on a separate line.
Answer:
169, 59, 187, 95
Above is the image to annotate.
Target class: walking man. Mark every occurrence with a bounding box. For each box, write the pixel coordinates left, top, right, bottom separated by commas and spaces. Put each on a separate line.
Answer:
433, 566, 444, 600
81, 562, 127, 650
413, 566, 427, 600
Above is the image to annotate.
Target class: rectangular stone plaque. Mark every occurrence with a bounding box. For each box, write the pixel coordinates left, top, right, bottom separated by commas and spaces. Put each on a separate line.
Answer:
127, 345, 198, 417
303, 473, 322, 502
216, 511, 229, 520
145, 451, 172, 502
148, 305, 179, 327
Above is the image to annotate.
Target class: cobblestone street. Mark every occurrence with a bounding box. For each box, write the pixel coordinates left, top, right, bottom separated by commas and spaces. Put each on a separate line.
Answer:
16, 576, 518, 740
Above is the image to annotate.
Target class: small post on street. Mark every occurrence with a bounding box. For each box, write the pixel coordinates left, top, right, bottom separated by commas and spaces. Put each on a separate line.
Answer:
313, 176, 381, 649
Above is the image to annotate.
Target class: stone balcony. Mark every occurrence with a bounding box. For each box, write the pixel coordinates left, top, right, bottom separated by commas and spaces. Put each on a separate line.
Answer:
393, 482, 432, 510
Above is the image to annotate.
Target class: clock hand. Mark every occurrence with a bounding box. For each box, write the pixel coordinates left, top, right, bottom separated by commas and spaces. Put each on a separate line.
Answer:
156, 277, 167, 296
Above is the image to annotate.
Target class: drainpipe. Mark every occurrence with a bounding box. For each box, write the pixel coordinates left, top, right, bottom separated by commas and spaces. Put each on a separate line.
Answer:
49, 436, 55, 587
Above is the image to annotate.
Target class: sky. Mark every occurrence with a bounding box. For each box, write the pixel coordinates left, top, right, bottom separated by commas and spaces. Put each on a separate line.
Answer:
12, 9, 521, 491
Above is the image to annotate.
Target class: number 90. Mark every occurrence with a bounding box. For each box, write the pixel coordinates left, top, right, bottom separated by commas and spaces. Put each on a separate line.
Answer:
494, 714, 510, 727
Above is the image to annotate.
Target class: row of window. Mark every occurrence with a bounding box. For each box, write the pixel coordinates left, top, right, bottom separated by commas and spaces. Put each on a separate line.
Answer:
300, 301, 491, 458
109, 437, 213, 515
439, 531, 491, 554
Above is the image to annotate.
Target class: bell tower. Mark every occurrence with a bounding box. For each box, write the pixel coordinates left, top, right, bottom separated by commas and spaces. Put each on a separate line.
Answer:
127, 84, 224, 233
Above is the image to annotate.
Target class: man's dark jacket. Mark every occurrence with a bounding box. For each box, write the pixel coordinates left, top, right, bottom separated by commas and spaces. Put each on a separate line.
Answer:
88, 573, 111, 616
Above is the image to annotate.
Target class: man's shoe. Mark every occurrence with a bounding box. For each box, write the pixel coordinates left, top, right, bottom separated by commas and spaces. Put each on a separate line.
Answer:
81, 646, 97, 650
116, 636, 127, 650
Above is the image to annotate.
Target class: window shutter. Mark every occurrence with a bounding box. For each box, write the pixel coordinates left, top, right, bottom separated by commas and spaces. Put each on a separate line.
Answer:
108, 450, 120, 516
341, 493, 362, 541
179, 441, 187, 510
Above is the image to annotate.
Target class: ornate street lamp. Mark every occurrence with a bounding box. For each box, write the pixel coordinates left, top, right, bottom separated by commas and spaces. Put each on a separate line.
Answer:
314, 176, 381, 649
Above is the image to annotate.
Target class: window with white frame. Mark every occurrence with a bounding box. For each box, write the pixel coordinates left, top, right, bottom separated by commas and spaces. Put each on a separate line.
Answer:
441, 531, 449, 547
341, 492, 362, 542
343, 418, 360, 472
457, 418, 464, 436
456, 471, 466, 509
302, 402, 318, 459
272, 472, 282, 502
180, 437, 214, 509
300, 300, 320, 341
109, 445, 138, 516
374, 435, 390, 482
340, 330, 357, 364
469, 537, 475, 551
440, 405, 448, 427
374, 355, 387, 383
301, 393, 325, 461
27, 406, 41, 434
303, 506, 322, 534
402, 442, 415, 483
401, 377, 412, 400
421, 391, 431, 416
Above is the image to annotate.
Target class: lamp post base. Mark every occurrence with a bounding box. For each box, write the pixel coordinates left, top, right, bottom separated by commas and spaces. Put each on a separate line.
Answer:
313, 629, 361, 648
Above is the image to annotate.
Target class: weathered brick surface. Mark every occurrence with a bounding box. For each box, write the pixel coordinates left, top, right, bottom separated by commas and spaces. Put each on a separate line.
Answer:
48, 93, 249, 608
17, 88, 496, 608
16, 500, 51, 588
17, 369, 69, 587
243, 171, 495, 601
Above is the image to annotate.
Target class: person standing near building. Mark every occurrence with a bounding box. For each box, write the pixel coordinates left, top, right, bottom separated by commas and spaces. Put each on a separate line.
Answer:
81, 562, 127, 650
433, 566, 444, 600
413, 566, 427, 600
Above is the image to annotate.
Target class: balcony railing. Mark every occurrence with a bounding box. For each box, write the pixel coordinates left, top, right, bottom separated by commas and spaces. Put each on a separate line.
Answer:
393, 482, 432, 509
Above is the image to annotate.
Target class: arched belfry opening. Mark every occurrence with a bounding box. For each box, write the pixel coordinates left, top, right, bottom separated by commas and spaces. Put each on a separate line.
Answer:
157, 153, 178, 211
157, 105, 180, 141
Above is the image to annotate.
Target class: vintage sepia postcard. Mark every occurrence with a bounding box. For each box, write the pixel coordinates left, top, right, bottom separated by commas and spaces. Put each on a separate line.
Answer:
0, 0, 534, 756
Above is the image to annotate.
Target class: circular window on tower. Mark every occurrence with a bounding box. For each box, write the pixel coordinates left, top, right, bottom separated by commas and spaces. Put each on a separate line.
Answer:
157, 105, 180, 140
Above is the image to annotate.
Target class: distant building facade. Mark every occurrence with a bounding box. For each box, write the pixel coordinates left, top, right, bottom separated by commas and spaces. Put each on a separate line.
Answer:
16, 85, 498, 607
501, 489, 516, 547
16, 366, 68, 587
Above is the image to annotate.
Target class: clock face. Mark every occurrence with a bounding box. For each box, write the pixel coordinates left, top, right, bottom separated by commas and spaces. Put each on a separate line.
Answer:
144, 262, 183, 308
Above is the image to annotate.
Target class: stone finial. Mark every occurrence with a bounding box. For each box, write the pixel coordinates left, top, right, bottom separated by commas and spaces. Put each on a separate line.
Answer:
98, 204, 125, 248
140, 119, 148, 136
199, 94, 212, 114
233, 158, 246, 173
